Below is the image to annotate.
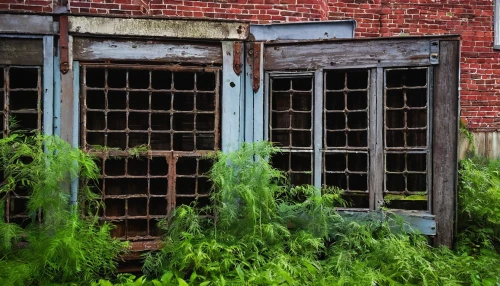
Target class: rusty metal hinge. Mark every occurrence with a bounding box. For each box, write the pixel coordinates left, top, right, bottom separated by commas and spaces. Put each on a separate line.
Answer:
248, 43, 262, 92
59, 15, 69, 74
233, 42, 242, 76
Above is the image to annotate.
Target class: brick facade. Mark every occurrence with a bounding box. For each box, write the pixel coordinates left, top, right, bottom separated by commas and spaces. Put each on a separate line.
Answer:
1, 0, 499, 130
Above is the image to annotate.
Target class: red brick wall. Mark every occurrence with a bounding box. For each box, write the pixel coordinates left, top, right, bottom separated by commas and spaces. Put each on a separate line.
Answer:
0, 0, 53, 12
327, 0, 498, 131
2, 0, 499, 130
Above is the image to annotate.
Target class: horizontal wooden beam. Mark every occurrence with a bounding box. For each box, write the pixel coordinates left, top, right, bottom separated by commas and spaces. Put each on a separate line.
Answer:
264, 38, 435, 70
69, 16, 249, 40
73, 37, 222, 64
0, 14, 57, 35
0, 38, 43, 65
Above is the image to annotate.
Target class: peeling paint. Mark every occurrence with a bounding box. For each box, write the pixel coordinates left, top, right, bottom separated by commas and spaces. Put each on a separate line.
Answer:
68, 16, 248, 40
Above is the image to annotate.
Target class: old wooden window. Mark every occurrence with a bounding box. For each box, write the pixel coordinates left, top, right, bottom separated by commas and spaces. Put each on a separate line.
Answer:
81, 64, 219, 241
260, 37, 459, 244
268, 67, 431, 210
270, 75, 314, 186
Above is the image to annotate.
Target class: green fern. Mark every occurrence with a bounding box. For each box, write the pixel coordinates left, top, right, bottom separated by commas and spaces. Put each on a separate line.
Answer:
0, 133, 127, 285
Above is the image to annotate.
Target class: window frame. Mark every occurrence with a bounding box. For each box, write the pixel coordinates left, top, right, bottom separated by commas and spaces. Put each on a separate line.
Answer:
265, 66, 434, 212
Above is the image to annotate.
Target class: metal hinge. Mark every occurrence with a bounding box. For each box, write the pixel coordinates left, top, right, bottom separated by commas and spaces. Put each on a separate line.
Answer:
430, 40, 439, 65
247, 42, 262, 92
233, 41, 242, 76
59, 15, 69, 74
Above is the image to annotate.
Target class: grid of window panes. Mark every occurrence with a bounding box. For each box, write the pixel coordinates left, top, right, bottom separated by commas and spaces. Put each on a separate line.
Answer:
384, 67, 429, 210
82, 65, 219, 240
323, 70, 370, 208
269, 76, 314, 186
1, 66, 43, 225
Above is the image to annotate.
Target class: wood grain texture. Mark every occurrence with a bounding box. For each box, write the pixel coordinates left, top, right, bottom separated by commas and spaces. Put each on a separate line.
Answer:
0, 38, 43, 65
264, 38, 432, 70
432, 40, 459, 247
73, 37, 222, 64
0, 14, 56, 35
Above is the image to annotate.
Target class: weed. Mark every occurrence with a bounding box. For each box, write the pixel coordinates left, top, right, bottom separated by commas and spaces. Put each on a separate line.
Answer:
0, 133, 127, 285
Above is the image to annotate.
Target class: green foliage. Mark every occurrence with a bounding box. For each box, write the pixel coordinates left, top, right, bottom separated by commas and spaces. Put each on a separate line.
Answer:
9, 139, 500, 285
457, 156, 500, 253
142, 142, 343, 284
0, 133, 127, 285
140, 142, 500, 285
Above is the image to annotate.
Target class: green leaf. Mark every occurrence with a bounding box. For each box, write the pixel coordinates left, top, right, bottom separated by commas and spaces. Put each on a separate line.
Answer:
177, 278, 189, 286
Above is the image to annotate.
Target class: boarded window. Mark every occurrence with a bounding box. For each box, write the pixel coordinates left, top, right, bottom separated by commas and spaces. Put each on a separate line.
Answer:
81, 65, 220, 241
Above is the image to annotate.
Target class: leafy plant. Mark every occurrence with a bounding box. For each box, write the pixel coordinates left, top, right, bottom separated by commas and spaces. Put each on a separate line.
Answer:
457, 156, 500, 253
0, 133, 127, 285
138, 142, 500, 285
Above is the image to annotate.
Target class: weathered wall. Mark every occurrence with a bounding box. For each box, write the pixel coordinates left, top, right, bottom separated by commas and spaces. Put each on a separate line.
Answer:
2, 0, 500, 131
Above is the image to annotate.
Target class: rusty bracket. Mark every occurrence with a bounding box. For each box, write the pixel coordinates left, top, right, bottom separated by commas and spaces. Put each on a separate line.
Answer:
251, 43, 262, 92
59, 15, 69, 74
233, 42, 242, 76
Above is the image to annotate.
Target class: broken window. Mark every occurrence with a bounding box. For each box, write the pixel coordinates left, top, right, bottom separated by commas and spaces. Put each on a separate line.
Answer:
1, 66, 43, 225
81, 64, 219, 241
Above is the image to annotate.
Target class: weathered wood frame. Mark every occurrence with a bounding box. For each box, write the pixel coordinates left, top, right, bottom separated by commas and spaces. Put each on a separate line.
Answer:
260, 36, 459, 246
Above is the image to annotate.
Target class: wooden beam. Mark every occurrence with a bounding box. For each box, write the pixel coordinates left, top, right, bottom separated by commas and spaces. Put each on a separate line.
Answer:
221, 42, 244, 152
264, 38, 433, 70
68, 16, 248, 40
0, 14, 56, 35
73, 37, 222, 64
432, 40, 459, 247
0, 38, 43, 65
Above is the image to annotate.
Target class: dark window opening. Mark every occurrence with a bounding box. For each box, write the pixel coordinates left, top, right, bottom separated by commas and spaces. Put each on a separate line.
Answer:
269, 76, 314, 186
82, 64, 220, 242
323, 70, 369, 207
384, 68, 429, 210
1, 66, 43, 225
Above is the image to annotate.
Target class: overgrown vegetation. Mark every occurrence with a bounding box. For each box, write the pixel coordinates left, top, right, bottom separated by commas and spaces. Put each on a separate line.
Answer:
95, 142, 500, 285
0, 133, 126, 285
2, 134, 500, 285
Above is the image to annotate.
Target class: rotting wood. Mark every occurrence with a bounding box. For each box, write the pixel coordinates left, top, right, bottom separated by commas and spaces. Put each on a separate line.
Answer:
264, 38, 434, 70
0, 38, 43, 66
68, 16, 249, 40
432, 40, 459, 247
73, 38, 223, 65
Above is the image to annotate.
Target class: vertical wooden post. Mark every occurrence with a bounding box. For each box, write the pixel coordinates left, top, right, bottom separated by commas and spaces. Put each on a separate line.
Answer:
221, 41, 244, 152
433, 40, 459, 247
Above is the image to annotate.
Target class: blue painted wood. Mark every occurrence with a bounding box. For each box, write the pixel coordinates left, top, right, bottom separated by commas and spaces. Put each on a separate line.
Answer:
253, 43, 264, 143
244, 43, 254, 143
53, 44, 61, 137
43, 36, 54, 136
221, 42, 243, 152
70, 61, 80, 206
